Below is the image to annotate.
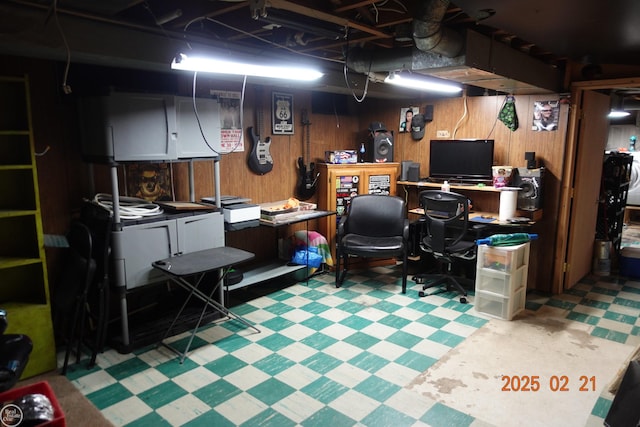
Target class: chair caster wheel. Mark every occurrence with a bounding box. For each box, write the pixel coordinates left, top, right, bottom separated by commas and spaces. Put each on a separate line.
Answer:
419, 291, 426, 297
460, 296, 468, 304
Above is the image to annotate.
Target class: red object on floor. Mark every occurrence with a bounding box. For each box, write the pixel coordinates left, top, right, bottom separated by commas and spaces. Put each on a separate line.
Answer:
0, 380, 65, 426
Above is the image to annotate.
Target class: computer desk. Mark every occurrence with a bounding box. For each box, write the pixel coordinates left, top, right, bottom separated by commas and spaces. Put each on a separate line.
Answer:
399, 180, 543, 223
408, 208, 535, 228
152, 246, 258, 363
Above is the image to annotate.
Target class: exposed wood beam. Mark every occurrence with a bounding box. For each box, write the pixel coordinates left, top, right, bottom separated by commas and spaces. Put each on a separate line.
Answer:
333, 1, 375, 13
267, 0, 391, 38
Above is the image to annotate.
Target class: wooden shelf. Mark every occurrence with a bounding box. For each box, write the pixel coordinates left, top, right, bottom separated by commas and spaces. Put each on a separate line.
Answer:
0, 75, 56, 377
398, 180, 502, 192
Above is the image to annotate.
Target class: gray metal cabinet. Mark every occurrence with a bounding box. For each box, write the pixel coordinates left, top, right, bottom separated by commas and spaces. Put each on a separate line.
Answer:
80, 92, 177, 162
113, 212, 224, 290
175, 96, 222, 158
79, 92, 221, 162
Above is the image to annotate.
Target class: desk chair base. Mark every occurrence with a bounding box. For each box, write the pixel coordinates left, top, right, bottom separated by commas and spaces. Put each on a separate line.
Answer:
413, 274, 469, 304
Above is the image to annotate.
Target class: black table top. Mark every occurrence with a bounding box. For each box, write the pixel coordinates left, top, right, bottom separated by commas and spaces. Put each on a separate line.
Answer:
152, 246, 254, 277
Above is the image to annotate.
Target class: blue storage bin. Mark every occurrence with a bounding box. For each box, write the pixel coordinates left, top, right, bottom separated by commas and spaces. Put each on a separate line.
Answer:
619, 247, 640, 278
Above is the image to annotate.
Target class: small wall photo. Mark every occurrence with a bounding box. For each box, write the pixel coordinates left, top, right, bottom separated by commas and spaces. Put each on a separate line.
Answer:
399, 106, 420, 132
532, 100, 559, 131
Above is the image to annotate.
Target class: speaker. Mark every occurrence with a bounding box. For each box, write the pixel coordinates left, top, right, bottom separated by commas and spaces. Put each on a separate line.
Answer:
513, 167, 544, 210
400, 161, 412, 180
407, 163, 420, 182
400, 161, 420, 181
525, 151, 537, 169
367, 132, 394, 162
424, 104, 434, 122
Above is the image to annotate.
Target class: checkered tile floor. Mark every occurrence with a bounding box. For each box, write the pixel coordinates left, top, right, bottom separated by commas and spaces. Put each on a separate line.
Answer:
63, 267, 640, 426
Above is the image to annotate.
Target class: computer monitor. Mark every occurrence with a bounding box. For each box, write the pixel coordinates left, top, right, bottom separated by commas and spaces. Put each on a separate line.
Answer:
429, 139, 494, 183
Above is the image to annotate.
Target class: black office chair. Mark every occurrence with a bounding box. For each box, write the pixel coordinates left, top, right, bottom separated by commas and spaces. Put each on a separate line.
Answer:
52, 220, 97, 374
335, 194, 409, 293
79, 201, 112, 367
413, 190, 477, 303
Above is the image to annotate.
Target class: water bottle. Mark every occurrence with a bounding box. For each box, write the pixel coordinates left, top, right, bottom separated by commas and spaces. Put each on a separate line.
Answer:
359, 142, 366, 162
441, 180, 450, 192
476, 233, 538, 246
631, 135, 637, 152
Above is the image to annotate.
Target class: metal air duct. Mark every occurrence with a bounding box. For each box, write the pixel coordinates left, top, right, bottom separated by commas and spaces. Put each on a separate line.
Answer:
412, 0, 464, 58
346, 0, 561, 94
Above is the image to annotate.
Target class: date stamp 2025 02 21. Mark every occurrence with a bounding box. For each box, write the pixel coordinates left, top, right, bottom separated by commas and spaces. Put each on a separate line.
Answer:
501, 375, 597, 392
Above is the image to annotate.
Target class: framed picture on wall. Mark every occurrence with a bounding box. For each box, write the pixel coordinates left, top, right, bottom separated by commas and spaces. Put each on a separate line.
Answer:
211, 90, 244, 152
272, 92, 294, 134
532, 100, 559, 131
125, 163, 173, 202
399, 106, 420, 132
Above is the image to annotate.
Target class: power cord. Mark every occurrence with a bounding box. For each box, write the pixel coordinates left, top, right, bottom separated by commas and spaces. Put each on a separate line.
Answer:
93, 193, 164, 220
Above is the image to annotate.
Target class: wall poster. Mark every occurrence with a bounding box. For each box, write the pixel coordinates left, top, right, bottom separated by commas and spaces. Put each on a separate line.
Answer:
272, 92, 294, 134
532, 100, 560, 131
399, 106, 420, 132
125, 163, 173, 202
211, 90, 244, 152
335, 175, 359, 217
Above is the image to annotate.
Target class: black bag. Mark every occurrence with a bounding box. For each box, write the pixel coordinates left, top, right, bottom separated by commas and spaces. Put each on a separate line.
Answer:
605, 360, 640, 427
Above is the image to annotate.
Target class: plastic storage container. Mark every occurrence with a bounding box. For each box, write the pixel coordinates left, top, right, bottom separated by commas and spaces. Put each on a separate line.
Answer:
477, 242, 530, 273
475, 264, 528, 295
474, 242, 530, 320
474, 287, 526, 320
620, 247, 640, 279
0, 381, 65, 426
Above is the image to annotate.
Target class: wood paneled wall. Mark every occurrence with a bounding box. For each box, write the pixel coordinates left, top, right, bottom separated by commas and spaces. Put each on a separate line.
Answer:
357, 95, 569, 292
5, 54, 569, 293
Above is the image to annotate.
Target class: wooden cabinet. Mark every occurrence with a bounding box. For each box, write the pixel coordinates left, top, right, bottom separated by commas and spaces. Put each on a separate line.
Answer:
0, 75, 56, 377
317, 162, 400, 259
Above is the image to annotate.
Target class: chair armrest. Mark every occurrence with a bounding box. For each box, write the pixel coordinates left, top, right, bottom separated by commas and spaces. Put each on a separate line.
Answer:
337, 215, 347, 235
402, 219, 410, 240
470, 224, 490, 239
337, 215, 348, 245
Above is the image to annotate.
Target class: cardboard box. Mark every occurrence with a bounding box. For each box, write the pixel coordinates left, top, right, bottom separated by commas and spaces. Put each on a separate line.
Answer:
325, 150, 358, 164
0, 381, 65, 426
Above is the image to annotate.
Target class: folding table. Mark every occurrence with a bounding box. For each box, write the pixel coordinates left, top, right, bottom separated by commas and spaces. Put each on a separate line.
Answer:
152, 246, 258, 362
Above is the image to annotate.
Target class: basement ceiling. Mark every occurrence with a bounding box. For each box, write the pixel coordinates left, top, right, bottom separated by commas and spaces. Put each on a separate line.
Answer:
2, 0, 640, 98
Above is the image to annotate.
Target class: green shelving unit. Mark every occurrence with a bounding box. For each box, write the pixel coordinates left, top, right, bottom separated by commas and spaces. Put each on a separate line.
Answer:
0, 75, 56, 377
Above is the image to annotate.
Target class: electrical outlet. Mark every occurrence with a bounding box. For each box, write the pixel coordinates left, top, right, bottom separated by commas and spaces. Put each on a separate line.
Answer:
437, 130, 450, 138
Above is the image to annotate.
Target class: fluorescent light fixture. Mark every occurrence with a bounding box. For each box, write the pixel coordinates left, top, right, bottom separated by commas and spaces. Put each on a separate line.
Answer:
384, 72, 462, 94
608, 109, 630, 118
171, 53, 323, 81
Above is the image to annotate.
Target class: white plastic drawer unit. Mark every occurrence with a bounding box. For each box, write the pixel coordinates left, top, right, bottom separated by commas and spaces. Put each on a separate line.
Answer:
474, 287, 526, 320
477, 242, 530, 273
475, 264, 528, 296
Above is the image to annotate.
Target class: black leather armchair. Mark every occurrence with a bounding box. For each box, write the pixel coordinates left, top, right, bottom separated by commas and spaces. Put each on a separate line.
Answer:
412, 190, 477, 303
335, 194, 409, 293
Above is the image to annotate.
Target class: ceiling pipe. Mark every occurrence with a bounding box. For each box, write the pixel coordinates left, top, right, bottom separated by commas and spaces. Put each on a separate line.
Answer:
621, 98, 640, 110
412, 0, 464, 58
345, 0, 464, 74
